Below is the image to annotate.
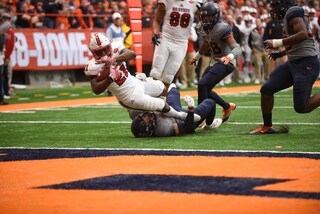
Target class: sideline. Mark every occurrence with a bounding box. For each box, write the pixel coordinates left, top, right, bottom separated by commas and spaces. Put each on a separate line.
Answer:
0, 82, 319, 112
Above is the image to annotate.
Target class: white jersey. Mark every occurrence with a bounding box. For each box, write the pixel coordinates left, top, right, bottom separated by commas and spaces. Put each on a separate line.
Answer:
84, 41, 139, 101
85, 41, 166, 111
160, 0, 203, 43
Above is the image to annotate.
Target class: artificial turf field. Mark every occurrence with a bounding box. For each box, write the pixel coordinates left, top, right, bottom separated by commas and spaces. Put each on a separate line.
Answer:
0, 82, 319, 213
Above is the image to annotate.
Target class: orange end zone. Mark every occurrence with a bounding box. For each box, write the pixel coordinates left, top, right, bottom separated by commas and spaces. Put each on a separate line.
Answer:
0, 151, 319, 214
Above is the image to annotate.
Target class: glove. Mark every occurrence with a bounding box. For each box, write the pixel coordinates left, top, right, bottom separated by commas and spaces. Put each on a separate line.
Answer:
196, 1, 204, 9
268, 51, 284, 61
215, 56, 231, 65
264, 39, 283, 49
189, 58, 198, 66
96, 57, 116, 67
108, 67, 121, 82
152, 34, 161, 46
135, 72, 147, 81
264, 40, 273, 49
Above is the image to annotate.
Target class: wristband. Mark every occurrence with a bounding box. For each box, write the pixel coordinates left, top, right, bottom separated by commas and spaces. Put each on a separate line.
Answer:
272, 39, 283, 48
194, 52, 202, 60
227, 53, 235, 61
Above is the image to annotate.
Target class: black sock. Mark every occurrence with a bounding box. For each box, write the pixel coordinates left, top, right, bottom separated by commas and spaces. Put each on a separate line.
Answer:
263, 113, 272, 127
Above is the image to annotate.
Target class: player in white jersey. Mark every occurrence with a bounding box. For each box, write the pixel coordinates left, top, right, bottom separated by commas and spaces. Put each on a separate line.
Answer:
150, 0, 204, 93
84, 33, 192, 121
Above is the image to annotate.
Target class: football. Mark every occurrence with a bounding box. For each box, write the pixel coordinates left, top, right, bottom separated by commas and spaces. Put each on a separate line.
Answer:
96, 65, 110, 82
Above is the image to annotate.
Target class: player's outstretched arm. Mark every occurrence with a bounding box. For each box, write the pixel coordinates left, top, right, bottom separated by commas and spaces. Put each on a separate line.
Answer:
89, 76, 112, 95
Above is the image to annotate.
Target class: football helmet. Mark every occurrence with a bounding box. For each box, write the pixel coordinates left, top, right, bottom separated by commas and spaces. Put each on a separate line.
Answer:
88, 33, 112, 59
200, 2, 220, 32
131, 112, 157, 137
270, 0, 296, 20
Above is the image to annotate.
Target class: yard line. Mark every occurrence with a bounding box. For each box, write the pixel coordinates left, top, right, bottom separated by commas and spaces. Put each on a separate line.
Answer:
1, 146, 319, 155
0, 121, 131, 124
0, 121, 319, 125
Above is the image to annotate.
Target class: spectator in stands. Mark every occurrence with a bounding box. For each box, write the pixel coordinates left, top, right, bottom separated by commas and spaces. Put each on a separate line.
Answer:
0, 15, 10, 105
248, 18, 269, 84
15, 1, 34, 28
78, 0, 93, 29
2, 13, 15, 99
43, 0, 63, 29
32, 1, 45, 28
95, 1, 112, 28
56, 6, 70, 29
106, 12, 126, 44
68, 6, 81, 29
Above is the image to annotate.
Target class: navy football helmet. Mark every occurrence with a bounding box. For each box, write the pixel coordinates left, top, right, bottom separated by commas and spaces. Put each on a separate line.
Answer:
270, 0, 296, 20
131, 112, 157, 137
200, 2, 220, 32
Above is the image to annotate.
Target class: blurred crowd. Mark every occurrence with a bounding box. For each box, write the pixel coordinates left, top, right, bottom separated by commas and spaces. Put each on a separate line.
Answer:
0, 0, 319, 88
0, 0, 129, 29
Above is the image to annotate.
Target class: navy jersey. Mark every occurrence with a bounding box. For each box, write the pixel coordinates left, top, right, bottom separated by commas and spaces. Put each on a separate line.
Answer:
283, 6, 317, 61
197, 19, 234, 60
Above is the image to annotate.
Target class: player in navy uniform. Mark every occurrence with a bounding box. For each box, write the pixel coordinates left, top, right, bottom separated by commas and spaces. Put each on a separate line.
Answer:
249, 0, 320, 134
130, 85, 222, 137
190, 2, 242, 123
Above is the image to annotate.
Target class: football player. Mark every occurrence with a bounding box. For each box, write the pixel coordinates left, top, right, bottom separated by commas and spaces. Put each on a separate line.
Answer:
130, 84, 222, 137
190, 2, 242, 123
150, 0, 204, 94
249, 0, 320, 134
85, 33, 194, 121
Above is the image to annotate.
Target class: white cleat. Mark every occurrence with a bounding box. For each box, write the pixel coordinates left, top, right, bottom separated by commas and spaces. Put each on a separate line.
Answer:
183, 95, 195, 108
201, 118, 222, 130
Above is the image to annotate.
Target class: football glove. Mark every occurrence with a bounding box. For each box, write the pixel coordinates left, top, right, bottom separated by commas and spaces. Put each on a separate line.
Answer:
135, 72, 147, 82
215, 56, 231, 65
152, 34, 161, 46
96, 57, 116, 67
268, 51, 285, 61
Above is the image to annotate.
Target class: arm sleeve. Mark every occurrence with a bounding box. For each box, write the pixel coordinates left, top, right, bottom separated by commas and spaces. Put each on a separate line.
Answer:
229, 42, 242, 58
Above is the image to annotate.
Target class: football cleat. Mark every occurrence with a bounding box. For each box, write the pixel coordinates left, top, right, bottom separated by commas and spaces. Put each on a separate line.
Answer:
249, 125, 276, 134
249, 125, 289, 135
201, 118, 222, 130
183, 95, 195, 108
222, 103, 236, 123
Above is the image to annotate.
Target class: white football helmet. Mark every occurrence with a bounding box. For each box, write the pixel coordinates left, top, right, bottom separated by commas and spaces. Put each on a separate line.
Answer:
88, 33, 112, 59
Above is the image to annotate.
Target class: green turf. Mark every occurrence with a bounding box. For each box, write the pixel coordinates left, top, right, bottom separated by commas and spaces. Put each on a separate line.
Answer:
1, 85, 319, 152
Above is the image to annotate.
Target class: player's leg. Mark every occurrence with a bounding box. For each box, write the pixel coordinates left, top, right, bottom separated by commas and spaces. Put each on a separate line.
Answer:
208, 90, 236, 123
198, 63, 233, 105
194, 99, 217, 128
249, 62, 292, 134
160, 41, 188, 91
150, 37, 170, 80
292, 56, 320, 113
143, 78, 165, 98
166, 86, 183, 112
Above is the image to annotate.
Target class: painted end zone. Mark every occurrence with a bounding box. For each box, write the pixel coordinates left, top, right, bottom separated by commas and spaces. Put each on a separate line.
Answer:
0, 148, 319, 214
